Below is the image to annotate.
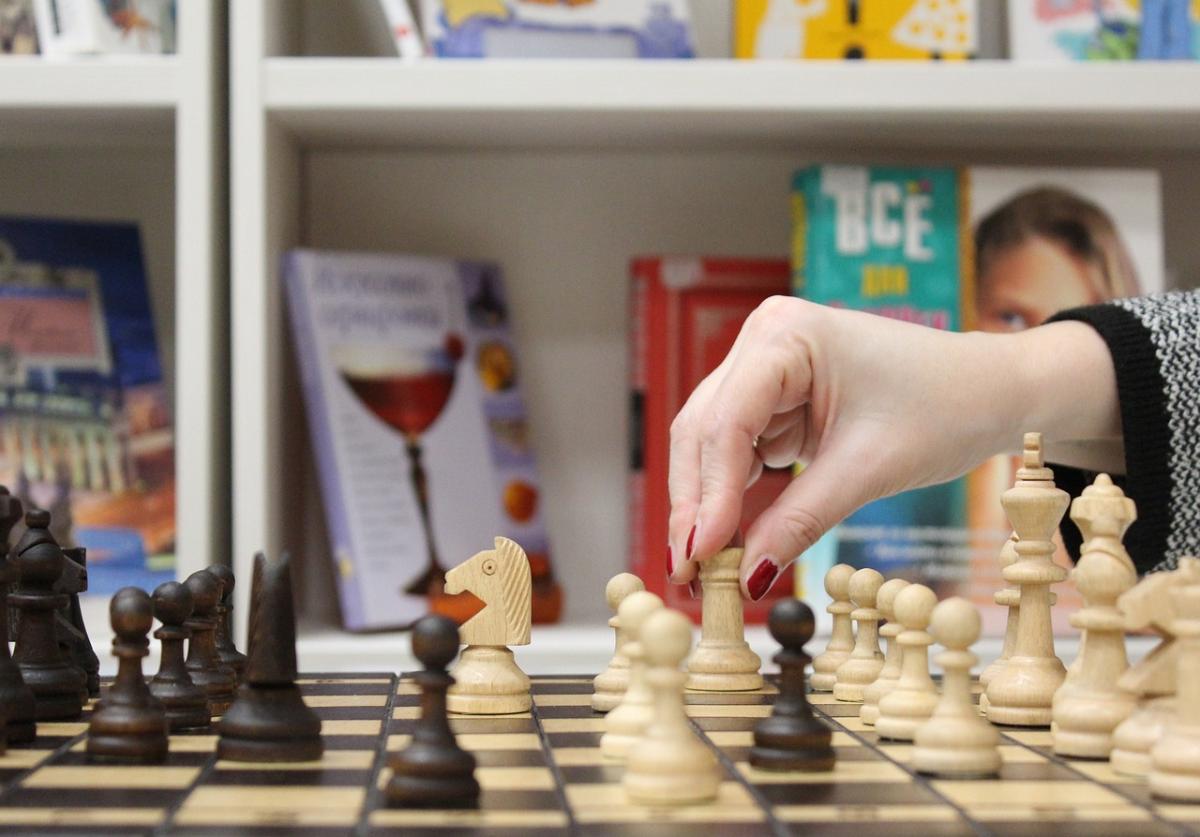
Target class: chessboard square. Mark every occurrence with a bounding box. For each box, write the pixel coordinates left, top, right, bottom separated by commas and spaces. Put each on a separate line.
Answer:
833, 717, 872, 733
532, 694, 594, 707
1070, 761, 1143, 786
807, 693, 847, 705
304, 694, 388, 708
216, 749, 375, 771
739, 760, 906, 784
773, 803, 961, 824
205, 768, 371, 787
313, 706, 394, 721
551, 748, 608, 767
756, 781, 940, 807
985, 821, 1174, 837
683, 692, 773, 706
35, 722, 88, 738
473, 749, 550, 768
536, 705, 602, 719
6, 787, 184, 809
997, 761, 1082, 781
476, 766, 556, 791
706, 731, 754, 748
559, 764, 624, 784
168, 735, 219, 753
58, 747, 212, 769
819, 703, 867, 718
971, 805, 1152, 823
395, 682, 421, 696
22, 765, 200, 789
691, 717, 761, 732
176, 786, 364, 826
1000, 730, 1055, 747
539, 718, 607, 733
368, 808, 569, 829
933, 779, 1131, 808
576, 823, 774, 836
0, 806, 166, 827
388, 733, 542, 751
449, 718, 538, 734
545, 733, 602, 748
568, 781, 763, 824
686, 705, 772, 718
0, 750, 54, 769
321, 719, 382, 736
1156, 803, 1200, 822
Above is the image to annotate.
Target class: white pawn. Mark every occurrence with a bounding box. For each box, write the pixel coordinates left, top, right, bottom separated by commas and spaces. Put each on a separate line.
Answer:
833, 568, 885, 703
978, 534, 1019, 716
876, 584, 939, 742
624, 608, 720, 806
860, 578, 910, 726
913, 598, 1001, 778
1149, 584, 1200, 801
811, 564, 855, 692
601, 590, 663, 760
593, 573, 646, 712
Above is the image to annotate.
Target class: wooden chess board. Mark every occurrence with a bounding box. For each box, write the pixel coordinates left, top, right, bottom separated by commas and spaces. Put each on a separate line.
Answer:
0, 673, 1194, 835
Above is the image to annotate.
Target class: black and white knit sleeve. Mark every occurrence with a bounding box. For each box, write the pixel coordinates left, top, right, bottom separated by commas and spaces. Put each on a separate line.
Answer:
1047, 289, 1200, 575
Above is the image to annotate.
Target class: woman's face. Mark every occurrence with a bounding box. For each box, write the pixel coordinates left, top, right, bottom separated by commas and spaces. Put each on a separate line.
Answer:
976, 236, 1105, 332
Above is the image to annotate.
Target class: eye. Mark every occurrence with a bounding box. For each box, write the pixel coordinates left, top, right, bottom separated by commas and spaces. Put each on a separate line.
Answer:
482, 559, 497, 576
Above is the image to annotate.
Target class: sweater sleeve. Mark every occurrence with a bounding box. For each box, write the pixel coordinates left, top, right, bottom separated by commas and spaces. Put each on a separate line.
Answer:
1046, 289, 1200, 574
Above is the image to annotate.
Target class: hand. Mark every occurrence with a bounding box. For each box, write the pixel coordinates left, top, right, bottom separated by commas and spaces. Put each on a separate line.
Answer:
666, 297, 1121, 600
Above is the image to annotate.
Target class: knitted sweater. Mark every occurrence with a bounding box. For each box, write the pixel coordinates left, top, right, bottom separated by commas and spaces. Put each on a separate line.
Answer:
1048, 290, 1200, 574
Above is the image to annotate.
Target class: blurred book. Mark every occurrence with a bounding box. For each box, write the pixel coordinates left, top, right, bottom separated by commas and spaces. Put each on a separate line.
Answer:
285, 249, 561, 632
378, 0, 426, 59
33, 0, 173, 57
0, 217, 175, 595
792, 164, 1163, 633
421, 0, 694, 58
628, 256, 793, 625
1, 0, 38, 53
1009, 0, 1198, 61
735, 0, 977, 59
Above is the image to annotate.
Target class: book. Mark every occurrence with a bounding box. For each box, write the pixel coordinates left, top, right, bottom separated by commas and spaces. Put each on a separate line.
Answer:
378, 0, 426, 59
792, 164, 1164, 633
284, 249, 561, 632
1009, 0, 1198, 61
32, 0, 173, 57
0, 217, 175, 595
0, 0, 38, 53
735, 0, 977, 59
628, 256, 794, 624
421, 0, 694, 58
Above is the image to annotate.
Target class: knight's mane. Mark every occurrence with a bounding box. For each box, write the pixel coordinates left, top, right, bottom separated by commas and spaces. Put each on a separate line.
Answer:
494, 537, 531, 644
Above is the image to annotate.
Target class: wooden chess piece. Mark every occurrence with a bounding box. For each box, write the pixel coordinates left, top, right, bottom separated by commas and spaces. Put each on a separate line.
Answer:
87, 587, 169, 763
1052, 474, 1138, 758
875, 583, 938, 742
860, 578, 909, 726
208, 564, 247, 682
686, 547, 762, 692
184, 570, 237, 716
387, 615, 480, 807
218, 552, 323, 761
985, 433, 1069, 727
1149, 583, 1200, 801
11, 509, 83, 720
833, 568, 885, 702
750, 598, 834, 771
592, 573, 645, 712
601, 590, 663, 760
0, 487, 35, 743
913, 597, 1000, 777
978, 533, 1018, 715
624, 608, 720, 805
446, 538, 533, 715
56, 547, 99, 699
811, 564, 855, 692
149, 581, 210, 731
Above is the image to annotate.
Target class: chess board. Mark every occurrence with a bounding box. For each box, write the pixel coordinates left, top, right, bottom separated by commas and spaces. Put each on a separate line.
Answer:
0, 673, 1195, 836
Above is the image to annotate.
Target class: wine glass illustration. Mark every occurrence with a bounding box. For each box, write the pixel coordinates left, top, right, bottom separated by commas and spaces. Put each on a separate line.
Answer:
336, 334, 464, 597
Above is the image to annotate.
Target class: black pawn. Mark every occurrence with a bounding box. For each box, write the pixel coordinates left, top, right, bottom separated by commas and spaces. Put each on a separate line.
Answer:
386, 615, 479, 807
87, 587, 169, 763
749, 598, 835, 772
11, 509, 82, 721
208, 564, 247, 681
149, 582, 210, 731
0, 488, 36, 744
183, 570, 236, 716
217, 552, 322, 762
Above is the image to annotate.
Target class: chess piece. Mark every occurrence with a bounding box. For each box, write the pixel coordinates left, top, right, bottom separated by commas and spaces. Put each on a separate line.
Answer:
1052, 474, 1138, 758
387, 615, 479, 807
1112, 697, 1176, 777
875, 583, 938, 742
11, 509, 83, 720
56, 547, 99, 699
978, 533, 1018, 715
833, 568, 885, 702
218, 552, 322, 761
592, 573, 645, 712
184, 570, 237, 716
149, 581, 210, 731
686, 547, 762, 692
811, 564, 855, 692
446, 538, 533, 715
860, 578, 909, 726
624, 608, 720, 805
750, 598, 834, 771
601, 590, 664, 760
87, 587, 169, 763
985, 433, 1069, 727
1149, 583, 1200, 801
208, 564, 248, 682
913, 598, 1000, 777
0, 488, 35, 743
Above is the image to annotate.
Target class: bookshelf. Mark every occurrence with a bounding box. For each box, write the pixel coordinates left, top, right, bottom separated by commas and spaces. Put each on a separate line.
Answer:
230, 1, 1200, 668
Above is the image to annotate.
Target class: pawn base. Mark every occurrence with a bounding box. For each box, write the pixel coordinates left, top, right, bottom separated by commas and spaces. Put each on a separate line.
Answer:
217, 683, 323, 762
87, 732, 168, 764
749, 743, 835, 773
859, 704, 881, 726
1151, 769, 1200, 802
5, 719, 35, 745
29, 689, 83, 721
449, 646, 531, 715
685, 670, 763, 692
386, 773, 481, 808
808, 669, 841, 693
591, 689, 621, 713
912, 746, 1001, 778
218, 734, 324, 762
165, 703, 213, 732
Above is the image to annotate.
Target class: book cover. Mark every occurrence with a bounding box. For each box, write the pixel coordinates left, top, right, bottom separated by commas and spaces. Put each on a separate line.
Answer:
378, 0, 427, 59
629, 256, 794, 624
285, 249, 561, 632
735, 0, 977, 59
0, 0, 38, 53
422, 0, 694, 58
0, 217, 175, 595
1008, 0, 1198, 61
32, 0, 172, 57
792, 164, 1163, 633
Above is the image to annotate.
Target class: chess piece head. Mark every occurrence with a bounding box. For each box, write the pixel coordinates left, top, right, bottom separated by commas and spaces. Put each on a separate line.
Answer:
640, 608, 692, 669
929, 597, 979, 651
876, 579, 910, 621
14, 508, 63, 585
411, 615, 460, 672
848, 568, 884, 608
1070, 473, 1137, 544
824, 564, 855, 600
617, 590, 664, 645
767, 597, 815, 653
208, 564, 235, 604
444, 536, 532, 646
893, 583, 937, 630
605, 573, 645, 613
152, 581, 194, 627
111, 586, 154, 640
184, 570, 221, 618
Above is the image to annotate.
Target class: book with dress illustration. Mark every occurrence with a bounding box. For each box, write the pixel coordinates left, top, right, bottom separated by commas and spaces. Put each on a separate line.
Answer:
1009, 0, 1198, 61
285, 249, 562, 631
792, 163, 1164, 632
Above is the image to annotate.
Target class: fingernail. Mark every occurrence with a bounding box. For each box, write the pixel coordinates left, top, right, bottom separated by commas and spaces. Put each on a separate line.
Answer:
666, 545, 675, 579
686, 523, 698, 561
746, 555, 781, 602
688, 577, 700, 600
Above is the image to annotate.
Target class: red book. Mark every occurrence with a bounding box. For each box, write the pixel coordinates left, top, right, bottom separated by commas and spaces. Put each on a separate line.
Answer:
629, 256, 793, 623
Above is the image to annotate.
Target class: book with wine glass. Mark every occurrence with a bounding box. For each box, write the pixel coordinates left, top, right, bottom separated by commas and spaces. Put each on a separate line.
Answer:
284, 249, 562, 631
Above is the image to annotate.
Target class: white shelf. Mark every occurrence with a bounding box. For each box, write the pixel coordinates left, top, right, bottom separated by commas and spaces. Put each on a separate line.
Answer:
263, 59, 1200, 151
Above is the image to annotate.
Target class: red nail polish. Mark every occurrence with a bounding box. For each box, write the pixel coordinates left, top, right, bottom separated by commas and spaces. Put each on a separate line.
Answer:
747, 559, 780, 602
667, 545, 675, 578
688, 577, 700, 600
686, 525, 697, 561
